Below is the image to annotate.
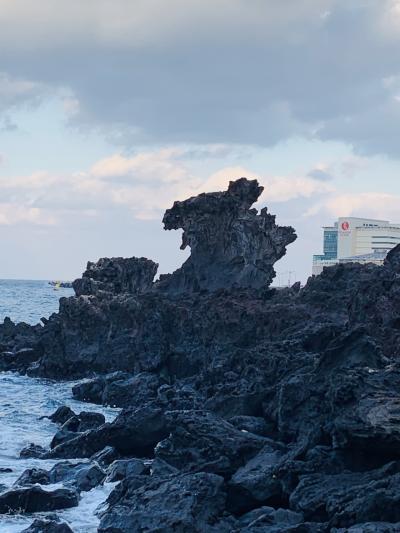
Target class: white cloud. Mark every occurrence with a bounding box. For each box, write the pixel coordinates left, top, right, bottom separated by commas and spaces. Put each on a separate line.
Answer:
90, 149, 192, 183
0, 148, 338, 224
0, 203, 56, 226
306, 192, 400, 222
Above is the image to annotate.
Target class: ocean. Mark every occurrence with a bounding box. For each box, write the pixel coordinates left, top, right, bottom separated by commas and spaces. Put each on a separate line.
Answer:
0, 279, 74, 325
0, 280, 119, 532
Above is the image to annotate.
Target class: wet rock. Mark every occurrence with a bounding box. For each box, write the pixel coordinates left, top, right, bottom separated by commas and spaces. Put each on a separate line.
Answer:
46, 406, 76, 425
99, 472, 226, 533
50, 428, 78, 449
14, 468, 50, 486
50, 411, 106, 449
20, 443, 47, 458
91, 446, 120, 466
49, 461, 106, 491
72, 372, 130, 404
105, 458, 149, 482
0, 347, 42, 373
0, 486, 79, 513
22, 517, 74, 533
47, 403, 168, 458
73, 256, 158, 297
0, 317, 42, 372
75, 411, 106, 431
104, 474, 149, 509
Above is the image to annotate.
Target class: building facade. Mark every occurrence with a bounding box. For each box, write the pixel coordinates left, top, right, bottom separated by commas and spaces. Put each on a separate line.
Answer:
312, 217, 400, 275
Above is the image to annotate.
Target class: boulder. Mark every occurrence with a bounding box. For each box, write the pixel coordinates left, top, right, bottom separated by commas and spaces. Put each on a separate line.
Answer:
227, 445, 288, 514
91, 446, 120, 466
14, 468, 50, 487
50, 428, 78, 449
106, 458, 149, 482
22, 517, 74, 533
49, 461, 106, 491
72, 372, 161, 408
46, 406, 76, 425
0, 486, 79, 514
47, 403, 168, 458
99, 472, 226, 533
20, 444, 47, 459
72, 372, 130, 404
155, 410, 267, 476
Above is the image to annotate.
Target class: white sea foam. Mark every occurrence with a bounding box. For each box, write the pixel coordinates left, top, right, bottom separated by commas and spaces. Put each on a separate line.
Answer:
0, 372, 120, 532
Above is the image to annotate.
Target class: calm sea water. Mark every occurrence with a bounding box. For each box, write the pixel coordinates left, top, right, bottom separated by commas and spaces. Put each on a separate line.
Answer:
0, 280, 120, 532
0, 279, 73, 325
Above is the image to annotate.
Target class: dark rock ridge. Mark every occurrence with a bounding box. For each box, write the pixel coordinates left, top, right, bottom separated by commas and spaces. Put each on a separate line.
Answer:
0, 486, 79, 514
73, 256, 158, 297
2, 178, 400, 530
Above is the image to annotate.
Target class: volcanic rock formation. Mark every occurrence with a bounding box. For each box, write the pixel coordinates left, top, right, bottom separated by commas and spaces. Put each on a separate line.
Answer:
2, 177, 400, 531
73, 256, 158, 297
158, 177, 297, 293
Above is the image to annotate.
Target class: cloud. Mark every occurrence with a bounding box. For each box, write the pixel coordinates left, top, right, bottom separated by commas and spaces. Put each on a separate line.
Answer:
307, 167, 334, 181
0, 72, 45, 115
0, 203, 56, 226
306, 192, 400, 222
0, 1, 399, 157
90, 149, 193, 184
0, 148, 336, 224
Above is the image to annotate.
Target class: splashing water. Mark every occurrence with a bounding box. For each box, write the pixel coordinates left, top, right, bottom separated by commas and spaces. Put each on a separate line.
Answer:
0, 281, 121, 531
0, 374, 119, 532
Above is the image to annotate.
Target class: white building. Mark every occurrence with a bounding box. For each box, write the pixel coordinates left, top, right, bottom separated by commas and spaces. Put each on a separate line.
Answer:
312, 217, 400, 276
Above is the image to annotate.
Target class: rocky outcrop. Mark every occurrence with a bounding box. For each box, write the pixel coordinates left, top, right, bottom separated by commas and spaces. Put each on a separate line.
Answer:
0, 317, 42, 372
73, 256, 158, 296
98, 471, 227, 533
22, 517, 74, 533
46, 403, 169, 459
0, 486, 79, 514
158, 177, 297, 293
7, 178, 400, 531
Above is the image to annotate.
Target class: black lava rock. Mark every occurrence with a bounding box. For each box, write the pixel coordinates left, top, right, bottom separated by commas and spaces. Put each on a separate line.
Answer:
0, 486, 79, 514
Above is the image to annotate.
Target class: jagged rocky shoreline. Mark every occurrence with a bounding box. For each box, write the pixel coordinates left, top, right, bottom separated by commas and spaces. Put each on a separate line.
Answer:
1, 178, 400, 531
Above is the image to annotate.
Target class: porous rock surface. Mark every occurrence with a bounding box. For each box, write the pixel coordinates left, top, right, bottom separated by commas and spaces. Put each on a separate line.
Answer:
2, 178, 400, 531
158, 177, 297, 293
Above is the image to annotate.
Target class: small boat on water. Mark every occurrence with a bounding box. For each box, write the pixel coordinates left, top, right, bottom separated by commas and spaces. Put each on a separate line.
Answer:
48, 281, 73, 290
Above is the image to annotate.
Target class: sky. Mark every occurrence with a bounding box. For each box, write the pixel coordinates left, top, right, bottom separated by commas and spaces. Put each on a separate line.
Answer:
1, 0, 400, 283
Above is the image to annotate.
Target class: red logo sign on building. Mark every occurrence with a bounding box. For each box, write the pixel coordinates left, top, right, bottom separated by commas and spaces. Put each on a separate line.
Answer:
341, 221, 350, 231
